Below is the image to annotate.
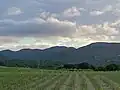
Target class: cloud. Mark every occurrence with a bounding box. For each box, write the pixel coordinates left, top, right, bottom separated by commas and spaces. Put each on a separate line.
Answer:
0, 16, 119, 40
40, 12, 57, 19
90, 5, 113, 16
102, 5, 113, 12
90, 11, 104, 16
0, 17, 76, 37
74, 22, 119, 41
7, 7, 23, 15
0, 36, 19, 45
0, 0, 120, 50
63, 7, 81, 17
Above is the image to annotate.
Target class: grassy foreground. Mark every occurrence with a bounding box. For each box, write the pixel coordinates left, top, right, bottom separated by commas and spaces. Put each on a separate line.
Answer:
0, 67, 120, 90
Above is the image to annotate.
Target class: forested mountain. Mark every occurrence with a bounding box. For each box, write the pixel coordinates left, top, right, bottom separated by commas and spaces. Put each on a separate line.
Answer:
1, 42, 120, 66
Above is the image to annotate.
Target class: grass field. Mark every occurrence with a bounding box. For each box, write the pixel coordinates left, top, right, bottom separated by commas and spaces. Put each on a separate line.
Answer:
0, 67, 120, 90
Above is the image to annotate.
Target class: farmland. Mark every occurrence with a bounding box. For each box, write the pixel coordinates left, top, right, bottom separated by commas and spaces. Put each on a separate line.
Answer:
0, 67, 120, 90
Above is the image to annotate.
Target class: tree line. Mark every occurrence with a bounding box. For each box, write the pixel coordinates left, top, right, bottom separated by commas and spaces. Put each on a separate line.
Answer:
0, 59, 120, 71
0, 59, 63, 69
62, 62, 120, 71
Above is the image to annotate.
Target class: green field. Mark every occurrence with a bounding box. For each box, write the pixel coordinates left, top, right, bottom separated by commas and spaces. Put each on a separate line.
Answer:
0, 67, 120, 90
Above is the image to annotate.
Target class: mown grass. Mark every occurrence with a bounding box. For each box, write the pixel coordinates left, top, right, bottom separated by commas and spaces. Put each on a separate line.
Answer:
86, 71, 120, 84
0, 67, 120, 90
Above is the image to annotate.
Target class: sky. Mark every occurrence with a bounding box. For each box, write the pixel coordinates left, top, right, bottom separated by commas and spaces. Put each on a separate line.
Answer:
0, 0, 120, 50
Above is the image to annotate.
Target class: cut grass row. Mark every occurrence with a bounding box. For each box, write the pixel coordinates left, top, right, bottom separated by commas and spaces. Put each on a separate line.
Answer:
0, 67, 120, 90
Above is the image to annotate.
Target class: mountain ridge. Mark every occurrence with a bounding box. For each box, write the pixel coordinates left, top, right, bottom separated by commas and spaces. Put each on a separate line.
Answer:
1, 42, 120, 65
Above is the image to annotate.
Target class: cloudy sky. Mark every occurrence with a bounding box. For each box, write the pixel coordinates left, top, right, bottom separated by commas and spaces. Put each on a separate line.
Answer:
0, 0, 120, 50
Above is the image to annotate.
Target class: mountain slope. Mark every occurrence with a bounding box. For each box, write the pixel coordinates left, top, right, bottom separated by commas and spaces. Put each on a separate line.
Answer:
1, 42, 120, 65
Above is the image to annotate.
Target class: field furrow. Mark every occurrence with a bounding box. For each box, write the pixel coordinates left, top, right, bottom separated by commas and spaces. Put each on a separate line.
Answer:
65, 72, 76, 90
59, 72, 73, 90
49, 73, 69, 90
80, 73, 87, 90
74, 72, 81, 90
82, 73, 95, 90
86, 74, 103, 90
100, 76, 120, 90
0, 68, 120, 90
22, 74, 51, 90
34, 73, 63, 90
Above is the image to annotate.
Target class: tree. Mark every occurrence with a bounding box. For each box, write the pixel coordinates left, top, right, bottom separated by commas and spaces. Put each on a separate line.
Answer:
77, 62, 90, 69
63, 64, 75, 69
105, 64, 119, 71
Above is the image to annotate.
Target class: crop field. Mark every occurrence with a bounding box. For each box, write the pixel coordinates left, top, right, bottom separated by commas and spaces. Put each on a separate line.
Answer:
0, 67, 120, 90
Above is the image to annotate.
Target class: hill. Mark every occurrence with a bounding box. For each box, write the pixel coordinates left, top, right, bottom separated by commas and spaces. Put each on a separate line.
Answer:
1, 42, 120, 65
